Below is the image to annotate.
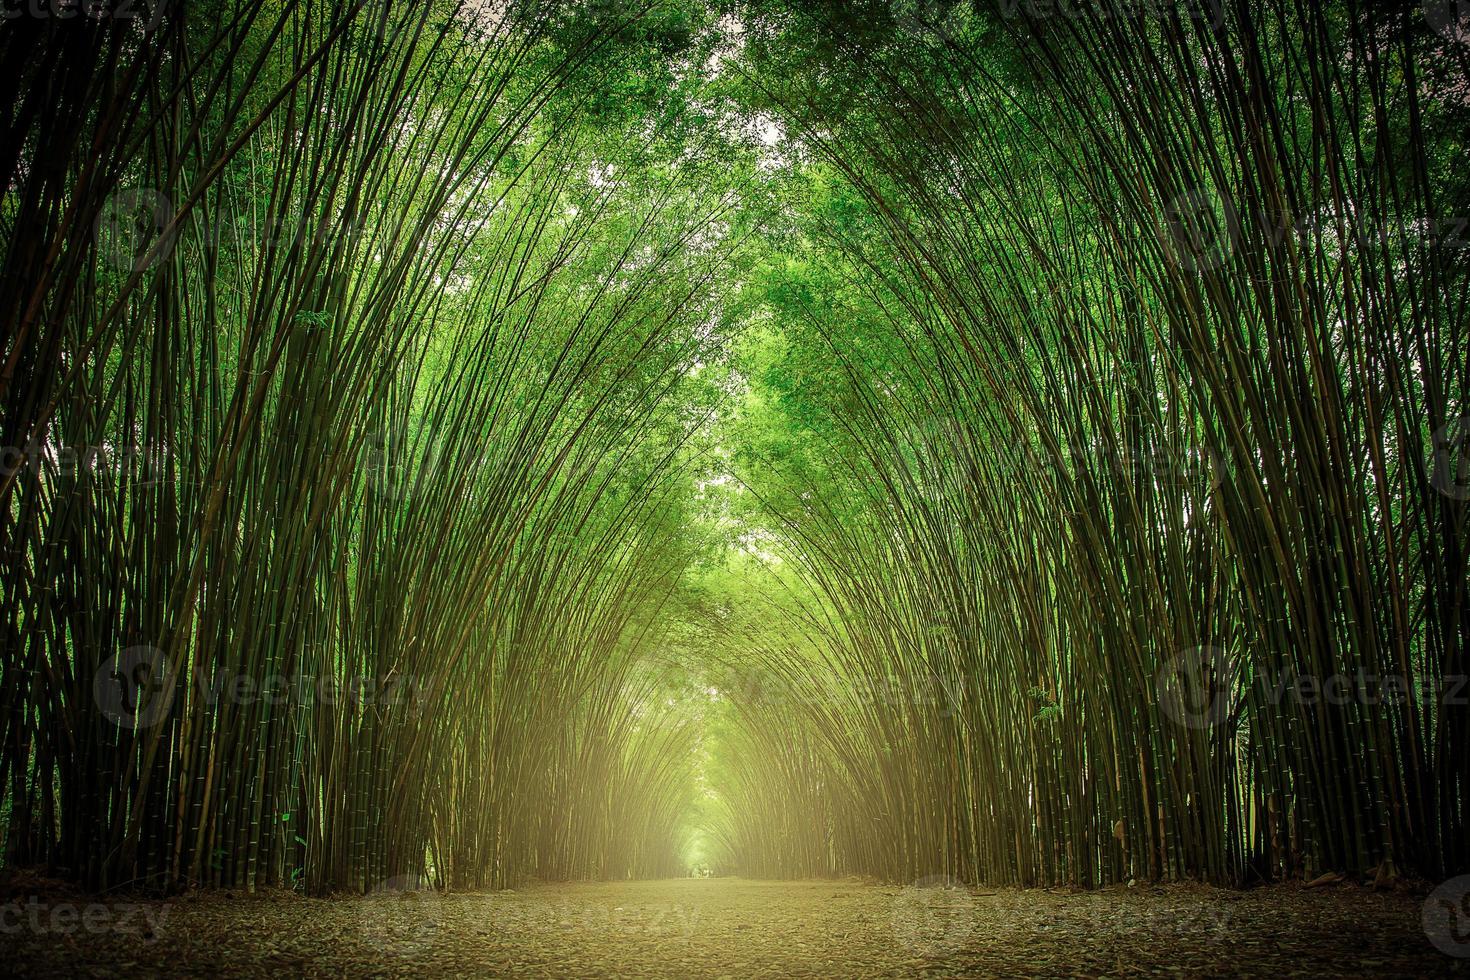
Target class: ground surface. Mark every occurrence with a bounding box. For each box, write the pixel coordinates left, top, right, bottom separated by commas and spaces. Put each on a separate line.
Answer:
1, 876, 1465, 977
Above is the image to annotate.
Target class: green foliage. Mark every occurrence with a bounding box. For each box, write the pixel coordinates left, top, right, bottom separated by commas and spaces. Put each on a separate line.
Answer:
2, 0, 1463, 898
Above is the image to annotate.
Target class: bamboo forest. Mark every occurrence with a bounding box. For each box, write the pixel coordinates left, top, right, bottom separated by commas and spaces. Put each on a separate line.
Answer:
1, 1, 1467, 976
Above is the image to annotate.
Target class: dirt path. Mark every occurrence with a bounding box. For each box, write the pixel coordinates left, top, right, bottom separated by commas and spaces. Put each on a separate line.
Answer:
2, 877, 1463, 977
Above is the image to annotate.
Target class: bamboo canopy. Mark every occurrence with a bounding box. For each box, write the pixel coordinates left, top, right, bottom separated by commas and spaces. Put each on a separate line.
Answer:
1, 0, 1464, 895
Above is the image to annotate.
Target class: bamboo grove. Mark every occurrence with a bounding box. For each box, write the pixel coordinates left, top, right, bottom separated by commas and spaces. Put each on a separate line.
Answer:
703, 0, 1468, 888
2, 0, 1467, 897
0, 0, 759, 891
